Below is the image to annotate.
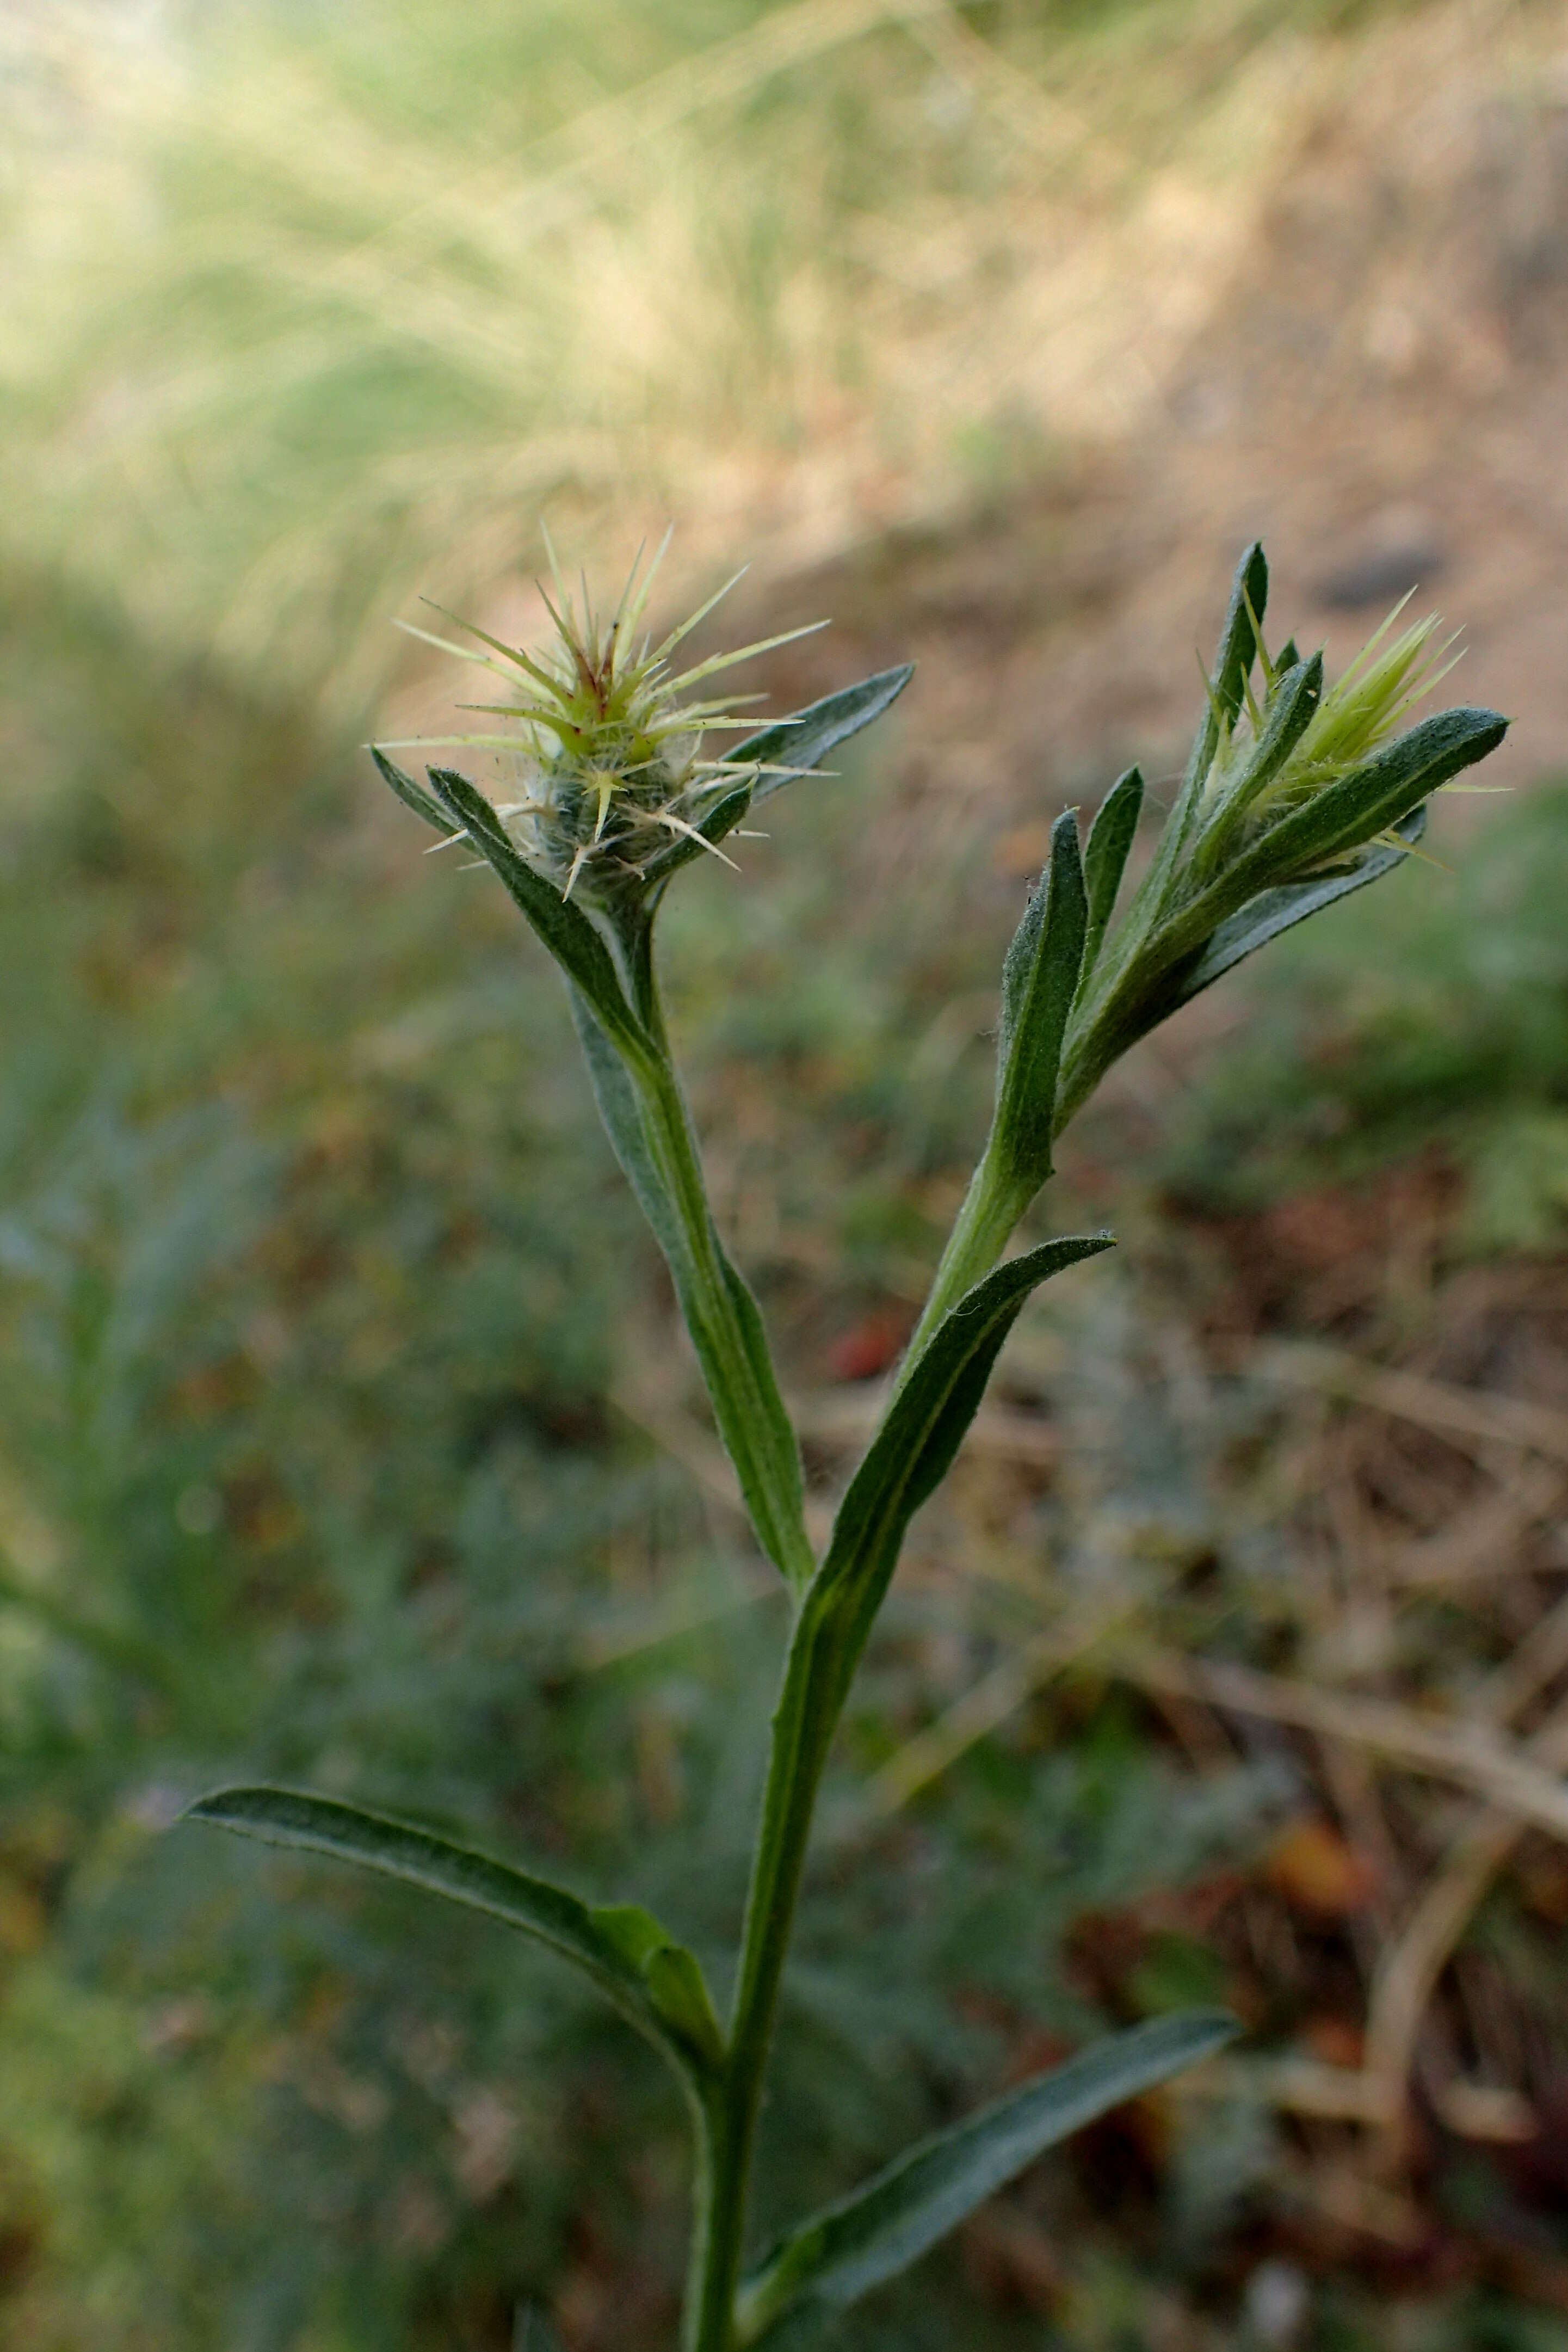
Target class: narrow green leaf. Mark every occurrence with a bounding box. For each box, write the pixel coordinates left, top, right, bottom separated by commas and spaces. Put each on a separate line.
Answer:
1209, 541, 1269, 744
816, 1235, 1112, 1679
836, 1234, 1112, 1550
1058, 705, 1507, 1134
1173, 807, 1425, 1006
642, 1947, 727, 2071
187, 1787, 723, 2081
425, 766, 651, 1065
638, 666, 916, 891
570, 990, 688, 1257
740, 666, 914, 806
369, 746, 460, 838
993, 810, 1089, 1196
1224, 705, 1507, 892
1166, 540, 1268, 865
589, 1903, 727, 2070
570, 993, 813, 1587
1192, 652, 1325, 875
1081, 765, 1143, 971
1069, 546, 1268, 1064
736, 2012, 1237, 2344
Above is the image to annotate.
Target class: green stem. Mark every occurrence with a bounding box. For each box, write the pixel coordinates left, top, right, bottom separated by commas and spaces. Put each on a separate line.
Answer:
900, 1148, 1028, 1370
681, 2085, 724, 2352
684, 1571, 873, 2349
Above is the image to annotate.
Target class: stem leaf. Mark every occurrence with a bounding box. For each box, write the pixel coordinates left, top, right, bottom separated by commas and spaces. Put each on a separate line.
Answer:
1081, 765, 1144, 971
736, 2011, 1237, 2344
187, 1786, 724, 2083
993, 810, 1089, 1196
740, 667, 915, 806
1223, 704, 1506, 886
1164, 540, 1268, 871
639, 666, 915, 891
816, 1234, 1112, 1678
369, 746, 461, 838
425, 766, 650, 1063
641, 776, 757, 891
1173, 806, 1427, 1006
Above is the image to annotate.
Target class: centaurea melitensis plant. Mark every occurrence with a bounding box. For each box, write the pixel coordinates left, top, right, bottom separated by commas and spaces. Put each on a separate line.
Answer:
190, 541, 1507, 2349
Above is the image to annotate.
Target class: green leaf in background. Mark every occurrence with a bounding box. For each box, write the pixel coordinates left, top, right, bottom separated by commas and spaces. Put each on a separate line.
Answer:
424, 765, 653, 1066
640, 665, 915, 891
734, 2011, 1238, 2345
992, 807, 1089, 1197
1081, 763, 1144, 972
187, 1787, 725, 2084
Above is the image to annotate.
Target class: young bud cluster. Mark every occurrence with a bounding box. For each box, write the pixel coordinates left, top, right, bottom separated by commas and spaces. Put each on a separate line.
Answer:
1052, 545, 1507, 1131
1189, 594, 1459, 885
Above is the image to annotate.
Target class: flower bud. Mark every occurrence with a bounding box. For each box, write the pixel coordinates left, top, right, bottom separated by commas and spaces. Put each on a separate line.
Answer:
374, 531, 823, 906
1055, 546, 1508, 1129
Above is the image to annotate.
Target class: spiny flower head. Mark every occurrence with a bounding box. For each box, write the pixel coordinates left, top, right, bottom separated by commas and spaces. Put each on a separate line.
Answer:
378, 531, 822, 904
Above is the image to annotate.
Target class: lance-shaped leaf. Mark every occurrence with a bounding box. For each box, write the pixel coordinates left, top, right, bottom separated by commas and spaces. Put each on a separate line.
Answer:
741, 666, 913, 807
187, 1787, 725, 2083
1217, 705, 1507, 899
571, 994, 814, 1588
1189, 652, 1325, 877
1081, 765, 1143, 973
639, 666, 916, 890
1171, 806, 1427, 1008
369, 748, 460, 842
1070, 546, 1267, 1057
425, 766, 652, 1067
370, 746, 461, 838
1161, 540, 1269, 874
990, 810, 1089, 1199
641, 774, 757, 896
736, 2011, 1238, 2344
813, 1234, 1112, 1691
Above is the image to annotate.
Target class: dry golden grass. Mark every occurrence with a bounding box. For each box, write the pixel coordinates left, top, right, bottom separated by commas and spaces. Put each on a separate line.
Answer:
0, 0, 1461, 717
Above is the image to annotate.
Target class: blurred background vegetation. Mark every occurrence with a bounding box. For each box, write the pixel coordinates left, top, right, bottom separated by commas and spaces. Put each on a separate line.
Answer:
4, 2, 1568, 2347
